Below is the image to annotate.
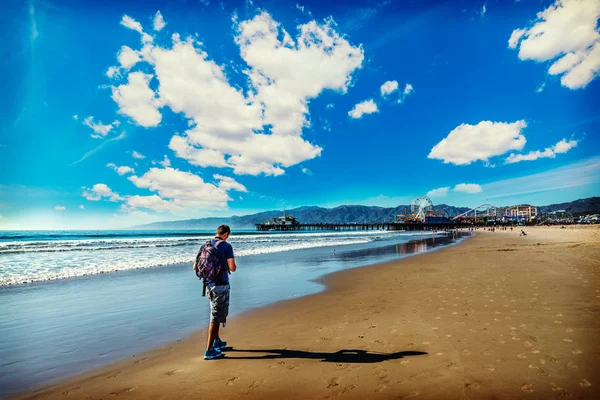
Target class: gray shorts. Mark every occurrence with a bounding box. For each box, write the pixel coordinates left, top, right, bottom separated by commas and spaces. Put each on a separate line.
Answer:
206, 284, 230, 325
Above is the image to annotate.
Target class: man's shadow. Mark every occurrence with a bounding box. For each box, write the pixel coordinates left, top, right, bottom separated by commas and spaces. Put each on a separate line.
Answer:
223, 348, 427, 363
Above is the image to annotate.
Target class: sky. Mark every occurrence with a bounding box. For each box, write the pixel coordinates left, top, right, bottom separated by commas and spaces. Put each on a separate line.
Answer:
0, 0, 599, 229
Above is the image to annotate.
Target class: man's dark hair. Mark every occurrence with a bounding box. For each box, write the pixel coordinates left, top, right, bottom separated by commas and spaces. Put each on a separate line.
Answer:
216, 225, 231, 237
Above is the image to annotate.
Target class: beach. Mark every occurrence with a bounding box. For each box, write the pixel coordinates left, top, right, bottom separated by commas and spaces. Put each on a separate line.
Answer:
13, 226, 600, 399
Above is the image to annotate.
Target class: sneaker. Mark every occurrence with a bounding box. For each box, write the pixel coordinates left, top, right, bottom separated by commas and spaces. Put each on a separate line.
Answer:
213, 338, 227, 350
204, 348, 223, 360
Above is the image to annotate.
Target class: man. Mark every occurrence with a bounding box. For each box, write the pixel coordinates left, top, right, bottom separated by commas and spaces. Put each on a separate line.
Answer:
203, 225, 236, 360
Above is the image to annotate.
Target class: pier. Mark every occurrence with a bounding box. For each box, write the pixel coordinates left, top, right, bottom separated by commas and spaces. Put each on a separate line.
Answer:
255, 222, 494, 232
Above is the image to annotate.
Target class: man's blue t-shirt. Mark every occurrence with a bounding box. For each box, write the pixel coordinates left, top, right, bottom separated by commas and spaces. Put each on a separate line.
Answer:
204, 238, 234, 286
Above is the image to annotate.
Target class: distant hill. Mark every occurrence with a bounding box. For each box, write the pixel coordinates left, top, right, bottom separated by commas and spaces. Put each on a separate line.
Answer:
134, 197, 600, 230
135, 203, 470, 230
537, 197, 600, 214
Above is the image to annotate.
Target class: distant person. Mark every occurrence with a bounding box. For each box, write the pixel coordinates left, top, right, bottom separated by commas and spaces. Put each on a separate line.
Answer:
520, 230, 527, 236
194, 225, 237, 360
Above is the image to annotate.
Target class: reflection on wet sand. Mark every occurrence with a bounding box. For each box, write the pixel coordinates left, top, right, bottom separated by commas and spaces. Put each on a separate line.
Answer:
333, 231, 471, 262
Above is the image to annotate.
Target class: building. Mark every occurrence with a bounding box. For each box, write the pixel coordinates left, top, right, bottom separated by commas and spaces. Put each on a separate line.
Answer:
504, 205, 537, 222
264, 215, 300, 226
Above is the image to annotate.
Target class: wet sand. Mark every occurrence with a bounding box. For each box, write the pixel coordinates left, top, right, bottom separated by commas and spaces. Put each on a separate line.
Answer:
15, 226, 600, 400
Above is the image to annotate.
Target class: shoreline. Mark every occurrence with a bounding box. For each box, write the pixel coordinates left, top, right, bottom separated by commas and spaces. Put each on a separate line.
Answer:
0, 229, 433, 288
13, 226, 600, 399
1, 231, 468, 397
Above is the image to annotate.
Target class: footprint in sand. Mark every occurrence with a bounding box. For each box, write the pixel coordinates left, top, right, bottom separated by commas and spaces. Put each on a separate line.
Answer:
109, 387, 136, 395
465, 381, 481, 390
572, 349, 583, 355
164, 370, 178, 376
567, 362, 578, 369
485, 364, 495, 372
580, 379, 592, 387
226, 377, 239, 386
341, 385, 356, 394
249, 380, 264, 389
327, 377, 340, 388
517, 353, 527, 359
551, 385, 570, 396
521, 383, 533, 393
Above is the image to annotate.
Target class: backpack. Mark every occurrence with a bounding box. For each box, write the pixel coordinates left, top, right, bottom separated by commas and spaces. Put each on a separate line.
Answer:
193, 240, 228, 281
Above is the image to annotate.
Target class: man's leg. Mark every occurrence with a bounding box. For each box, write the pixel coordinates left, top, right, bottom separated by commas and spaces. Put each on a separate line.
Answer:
206, 322, 220, 350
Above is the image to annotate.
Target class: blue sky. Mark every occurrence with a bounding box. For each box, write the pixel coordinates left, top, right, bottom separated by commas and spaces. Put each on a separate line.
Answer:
1, 0, 599, 229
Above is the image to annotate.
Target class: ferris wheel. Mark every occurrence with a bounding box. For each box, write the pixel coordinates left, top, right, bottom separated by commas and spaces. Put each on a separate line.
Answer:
411, 196, 434, 222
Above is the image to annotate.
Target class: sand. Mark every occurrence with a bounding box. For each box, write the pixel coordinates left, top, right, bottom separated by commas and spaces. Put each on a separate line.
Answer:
14, 226, 600, 400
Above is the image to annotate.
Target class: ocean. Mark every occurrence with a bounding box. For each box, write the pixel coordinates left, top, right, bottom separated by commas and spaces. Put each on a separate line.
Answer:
0, 229, 470, 396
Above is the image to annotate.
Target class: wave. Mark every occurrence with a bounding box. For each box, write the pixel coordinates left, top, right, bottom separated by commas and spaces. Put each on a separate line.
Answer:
0, 237, 372, 286
0, 230, 413, 254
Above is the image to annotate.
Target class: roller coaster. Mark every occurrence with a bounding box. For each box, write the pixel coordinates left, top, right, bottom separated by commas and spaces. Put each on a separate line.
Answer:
453, 203, 498, 220
396, 198, 537, 224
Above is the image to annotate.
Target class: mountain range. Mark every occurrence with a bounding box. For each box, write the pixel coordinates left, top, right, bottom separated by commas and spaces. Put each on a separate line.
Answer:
135, 197, 600, 230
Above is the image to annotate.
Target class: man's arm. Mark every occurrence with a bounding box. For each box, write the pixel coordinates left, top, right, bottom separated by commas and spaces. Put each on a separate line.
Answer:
227, 258, 236, 273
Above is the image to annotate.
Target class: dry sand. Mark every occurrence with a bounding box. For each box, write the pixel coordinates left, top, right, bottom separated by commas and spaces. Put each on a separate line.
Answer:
15, 226, 600, 400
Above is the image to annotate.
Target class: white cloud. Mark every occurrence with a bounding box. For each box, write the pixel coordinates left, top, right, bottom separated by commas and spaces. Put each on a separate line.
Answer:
153, 11, 166, 31
132, 151, 146, 159
83, 184, 123, 201
29, 2, 38, 41
348, 99, 379, 119
128, 167, 231, 210
82, 116, 119, 139
120, 15, 153, 44
505, 138, 579, 164
301, 167, 313, 175
106, 66, 121, 79
536, 82, 546, 92
508, 0, 600, 89
427, 187, 450, 197
398, 83, 414, 103
112, 72, 162, 127
454, 183, 483, 194
107, 163, 135, 175
380, 80, 398, 96
213, 174, 248, 192
326, 103, 335, 109
127, 195, 174, 212
79, 205, 85, 209
481, 3, 487, 16
73, 115, 79, 121
117, 46, 141, 70
109, 11, 362, 176
168, 136, 228, 168
54, 206, 66, 211
159, 155, 171, 167
428, 120, 527, 165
